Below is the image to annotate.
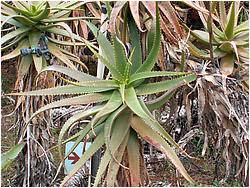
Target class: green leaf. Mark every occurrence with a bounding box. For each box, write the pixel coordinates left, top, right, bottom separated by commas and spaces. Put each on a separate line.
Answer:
1, 33, 26, 51
1, 38, 29, 61
136, 4, 160, 73
219, 1, 227, 30
1, 1, 33, 17
9, 85, 114, 96
124, 87, 182, 149
104, 105, 129, 167
58, 105, 104, 160
146, 88, 176, 111
47, 42, 77, 70
1, 27, 30, 46
66, 80, 119, 88
131, 116, 194, 184
119, 84, 126, 103
42, 16, 99, 23
191, 30, 210, 44
127, 130, 141, 186
46, 27, 83, 42
128, 12, 142, 74
18, 93, 111, 141
234, 20, 249, 35
106, 130, 130, 187
1, 14, 26, 27
49, 2, 86, 19
136, 74, 197, 95
113, 36, 129, 79
94, 108, 131, 186
1, 143, 25, 171
224, 2, 235, 40
91, 91, 122, 127
139, 100, 181, 148
40, 65, 98, 82
61, 131, 105, 186
48, 37, 87, 46
84, 40, 124, 82
129, 71, 190, 84
29, 30, 43, 73
30, 2, 50, 21
187, 41, 210, 59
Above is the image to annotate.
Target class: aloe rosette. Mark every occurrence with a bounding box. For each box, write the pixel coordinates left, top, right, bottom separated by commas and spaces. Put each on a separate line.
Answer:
185, 1, 249, 76
9, 4, 197, 186
1, 1, 97, 75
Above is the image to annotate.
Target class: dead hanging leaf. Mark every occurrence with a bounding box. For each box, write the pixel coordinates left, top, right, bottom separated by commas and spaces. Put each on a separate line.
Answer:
72, 10, 79, 35
86, 3, 101, 18
72, 9, 89, 39
183, 1, 219, 23
109, 1, 127, 34
160, 17, 178, 45
159, 1, 184, 39
220, 53, 235, 76
184, 90, 192, 128
141, 1, 156, 17
129, 1, 146, 32
158, 40, 167, 71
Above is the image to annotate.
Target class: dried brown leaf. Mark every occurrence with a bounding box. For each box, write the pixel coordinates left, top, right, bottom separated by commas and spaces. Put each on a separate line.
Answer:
129, 1, 145, 32
142, 1, 156, 17
109, 1, 127, 34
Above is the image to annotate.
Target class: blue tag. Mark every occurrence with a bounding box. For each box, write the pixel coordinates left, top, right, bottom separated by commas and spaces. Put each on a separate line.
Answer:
64, 142, 91, 174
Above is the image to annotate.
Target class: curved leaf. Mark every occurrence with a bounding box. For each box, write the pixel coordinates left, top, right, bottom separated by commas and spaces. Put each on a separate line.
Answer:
1, 27, 30, 45
91, 91, 122, 127
9, 85, 114, 96
113, 36, 129, 79
124, 87, 181, 149
1, 38, 29, 61
129, 71, 190, 84
42, 16, 99, 23
106, 130, 130, 187
136, 74, 197, 95
136, 4, 160, 73
29, 30, 43, 73
127, 130, 141, 186
1, 33, 26, 51
47, 42, 77, 70
58, 105, 104, 160
18, 93, 111, 140
220, 53, 235, 76
128, 11, 142, 73
40, 65, 98, 81
131, 116, 194, 183
129, 1, 145, 32
94, 108, 131, 186
1, 143, 25, 171
109, 1, 127, 34
61, 131, 105, 186
234, 20, 249, 35
224, 2, 235, 40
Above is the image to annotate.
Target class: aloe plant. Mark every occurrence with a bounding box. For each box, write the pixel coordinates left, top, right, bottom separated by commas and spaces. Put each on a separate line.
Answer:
185, 1, 249, 76
1, 1, 95, 75
1, 1, 97, 186
9, 4, 197, 186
